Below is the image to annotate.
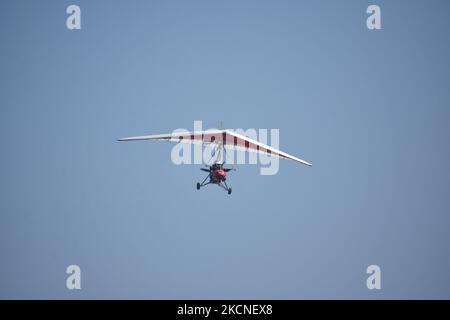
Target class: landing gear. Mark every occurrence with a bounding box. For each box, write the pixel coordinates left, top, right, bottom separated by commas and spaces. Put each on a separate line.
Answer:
221, 180, 232, 195
197, 174, 210, 190
197, 165, 233, 194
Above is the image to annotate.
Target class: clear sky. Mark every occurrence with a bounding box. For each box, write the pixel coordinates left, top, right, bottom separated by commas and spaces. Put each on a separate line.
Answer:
1, 0, 449, 299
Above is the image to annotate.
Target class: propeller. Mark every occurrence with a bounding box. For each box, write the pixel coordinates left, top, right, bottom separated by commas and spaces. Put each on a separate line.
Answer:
224, 165, 236, 172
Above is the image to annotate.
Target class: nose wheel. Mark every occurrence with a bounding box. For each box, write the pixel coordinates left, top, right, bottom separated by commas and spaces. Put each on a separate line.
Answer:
228, 188, 232, 195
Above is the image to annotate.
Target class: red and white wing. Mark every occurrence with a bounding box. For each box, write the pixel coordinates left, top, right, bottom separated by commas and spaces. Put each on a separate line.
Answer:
222, 130, 312, 166
118, 129, 311, 166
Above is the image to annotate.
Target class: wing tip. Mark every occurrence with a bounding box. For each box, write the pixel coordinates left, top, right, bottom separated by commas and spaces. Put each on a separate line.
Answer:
299, 159, 312, 166
287, 156, 312, 166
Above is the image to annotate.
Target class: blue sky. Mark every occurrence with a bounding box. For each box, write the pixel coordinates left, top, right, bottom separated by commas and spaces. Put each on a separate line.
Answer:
1, 0, 450, 299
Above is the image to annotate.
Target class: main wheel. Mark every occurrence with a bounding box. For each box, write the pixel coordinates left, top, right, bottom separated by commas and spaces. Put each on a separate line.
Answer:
228, 188, 232, 195
196, 183, 200, 190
